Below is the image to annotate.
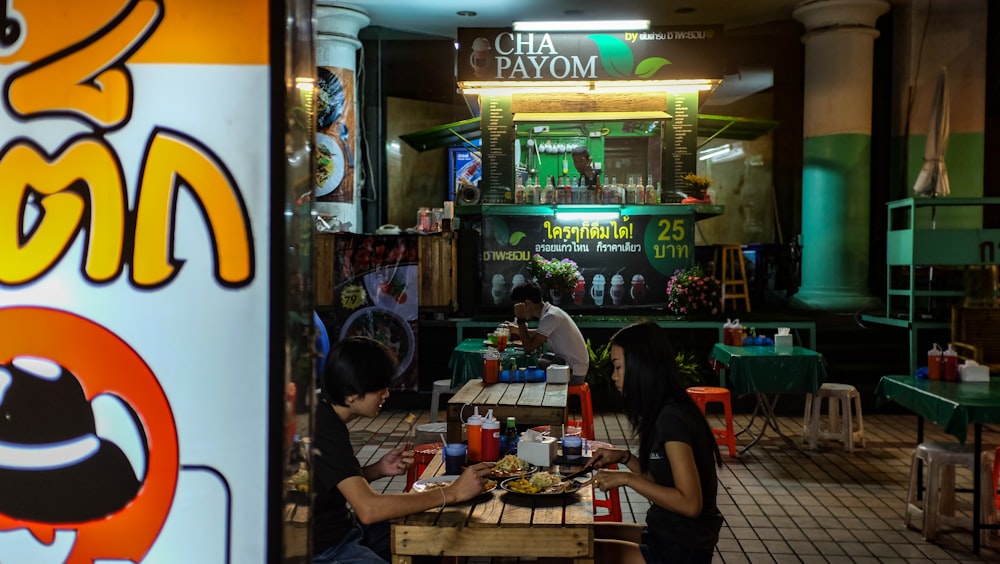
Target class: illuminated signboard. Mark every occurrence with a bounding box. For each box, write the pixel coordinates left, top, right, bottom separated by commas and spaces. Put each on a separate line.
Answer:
0, 1, 279, 562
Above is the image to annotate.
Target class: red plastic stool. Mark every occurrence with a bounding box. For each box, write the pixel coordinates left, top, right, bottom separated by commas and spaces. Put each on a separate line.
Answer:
405, 442, 442, 492
686, 386, 737, 457
593, 463, 623, 522
568, 382, 595, 440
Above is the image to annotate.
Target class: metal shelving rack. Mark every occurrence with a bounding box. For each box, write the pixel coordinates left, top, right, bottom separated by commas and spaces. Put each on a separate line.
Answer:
861, 197, 1000, 374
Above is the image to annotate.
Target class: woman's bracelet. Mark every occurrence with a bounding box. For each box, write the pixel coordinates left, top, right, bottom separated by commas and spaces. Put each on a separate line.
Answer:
622, 450, 632, 465
439, 487, 447, 509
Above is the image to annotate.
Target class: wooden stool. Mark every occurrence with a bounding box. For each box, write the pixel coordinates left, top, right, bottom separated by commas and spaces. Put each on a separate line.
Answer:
714, 244, 751, 312
904, 442, 994, 543
686, 386, 737, 457
803, 383, 865, 453
568, 383, 595, 440
405, 443, 443, 492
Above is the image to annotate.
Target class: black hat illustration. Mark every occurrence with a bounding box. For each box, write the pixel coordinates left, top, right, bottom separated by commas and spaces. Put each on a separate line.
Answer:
0, 356, 142, 523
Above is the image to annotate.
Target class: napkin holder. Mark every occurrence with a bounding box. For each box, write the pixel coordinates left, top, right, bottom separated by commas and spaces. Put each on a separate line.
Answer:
773, 334, 793, 351
518, 435, 557, 467
960, 360, 990, 382
546, 364, 570, 384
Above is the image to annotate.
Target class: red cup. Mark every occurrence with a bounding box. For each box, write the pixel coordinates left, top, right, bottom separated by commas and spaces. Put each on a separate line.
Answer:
496, 333, 508, 352
483, 357, 499, 384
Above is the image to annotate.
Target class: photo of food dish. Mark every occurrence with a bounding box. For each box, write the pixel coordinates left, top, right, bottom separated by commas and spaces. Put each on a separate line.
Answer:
316, 133, 345, 197
317, 67, 345, 130
338, 306, 415, 378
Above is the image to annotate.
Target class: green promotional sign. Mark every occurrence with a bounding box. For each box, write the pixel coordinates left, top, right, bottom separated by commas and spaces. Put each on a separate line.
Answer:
480, 211, 695, 311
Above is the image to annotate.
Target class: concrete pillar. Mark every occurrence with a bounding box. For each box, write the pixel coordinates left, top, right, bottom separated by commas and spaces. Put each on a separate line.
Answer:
314, 2, 369, 231
793, 0, 889, 311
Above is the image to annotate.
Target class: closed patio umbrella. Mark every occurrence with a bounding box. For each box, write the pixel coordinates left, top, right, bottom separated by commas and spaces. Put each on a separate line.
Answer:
912, 67, 950, 198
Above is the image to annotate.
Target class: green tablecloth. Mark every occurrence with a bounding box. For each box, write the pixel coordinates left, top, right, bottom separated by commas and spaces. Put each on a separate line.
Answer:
709, 343, 827, 396
875, 375, 1000, 443
448, 338, 539, 388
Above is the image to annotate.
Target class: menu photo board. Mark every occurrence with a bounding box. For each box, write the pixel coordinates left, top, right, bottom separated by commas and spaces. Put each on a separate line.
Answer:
0, 2, 280, 562
480, 212, 696, 311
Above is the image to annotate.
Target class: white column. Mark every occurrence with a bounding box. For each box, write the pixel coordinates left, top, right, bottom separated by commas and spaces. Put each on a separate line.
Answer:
314, 2, 369, 231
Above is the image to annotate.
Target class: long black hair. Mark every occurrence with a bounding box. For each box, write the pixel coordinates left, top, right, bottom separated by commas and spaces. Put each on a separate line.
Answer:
321, 336, 397, 406
610, 321, 722, 472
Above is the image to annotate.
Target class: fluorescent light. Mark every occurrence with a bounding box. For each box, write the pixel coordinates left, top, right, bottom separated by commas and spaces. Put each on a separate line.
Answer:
513, 20, 650, 32
555, 211, 620, 221
459, 79, 718, 96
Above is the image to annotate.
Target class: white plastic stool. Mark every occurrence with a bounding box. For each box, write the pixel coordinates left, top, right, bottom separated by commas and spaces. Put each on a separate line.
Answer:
429, 379, 457, 423
803, 383, 865, 452
904, 442, 994, 544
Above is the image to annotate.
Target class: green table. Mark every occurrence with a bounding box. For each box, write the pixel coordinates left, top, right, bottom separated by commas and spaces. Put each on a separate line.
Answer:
448, 338, 538, 388
875, 374, 1000, 554
709, 343, 828, 454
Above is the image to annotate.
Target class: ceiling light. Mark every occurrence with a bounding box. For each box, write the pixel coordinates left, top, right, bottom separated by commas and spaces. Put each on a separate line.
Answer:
456, 11, 477, 17
512, 20, 650, 32
458, 79, 718, 96
555, 209, 620, 221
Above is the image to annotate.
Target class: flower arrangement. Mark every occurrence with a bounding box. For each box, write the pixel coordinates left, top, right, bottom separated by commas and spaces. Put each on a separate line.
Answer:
665, 264, 721, 316
526, 254, 581, 294
682, 173, 712, 194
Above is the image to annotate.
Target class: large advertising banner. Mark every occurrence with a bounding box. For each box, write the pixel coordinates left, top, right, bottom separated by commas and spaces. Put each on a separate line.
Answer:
480, 213, 695, 311
0, 1, 275, 562
329, 234, 420, 391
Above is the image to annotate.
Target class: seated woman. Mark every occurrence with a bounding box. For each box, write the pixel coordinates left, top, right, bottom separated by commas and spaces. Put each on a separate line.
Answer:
312, 336, 493, 563
589, 322, 724, 564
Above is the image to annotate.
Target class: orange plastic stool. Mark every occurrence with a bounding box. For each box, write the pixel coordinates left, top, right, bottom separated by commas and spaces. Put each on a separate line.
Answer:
686, 386, 737, 457
568, 383, 595, 440
593, 463, 623, 522
405, 442, 442, 492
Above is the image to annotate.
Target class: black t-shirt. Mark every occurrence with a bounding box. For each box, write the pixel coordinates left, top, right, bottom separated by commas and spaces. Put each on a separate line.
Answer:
644, 398, 723, 552
312, 404, 365, 553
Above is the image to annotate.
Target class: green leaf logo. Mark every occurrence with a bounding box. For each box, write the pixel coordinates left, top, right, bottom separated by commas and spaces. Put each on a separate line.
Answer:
635, 57, 671, 79
509, 232, 527, 245
588, 35, 672, 79
587, 34, 634, 78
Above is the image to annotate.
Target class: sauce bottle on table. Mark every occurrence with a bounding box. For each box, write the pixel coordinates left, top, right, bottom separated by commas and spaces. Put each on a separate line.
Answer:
466, 406, 483, 462
502, 416, 518, 455
481, 409, 500, 462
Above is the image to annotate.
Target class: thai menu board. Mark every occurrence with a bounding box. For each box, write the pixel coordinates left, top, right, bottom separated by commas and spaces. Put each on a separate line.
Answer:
0, 1, 277, 562
480, 211, 695, 310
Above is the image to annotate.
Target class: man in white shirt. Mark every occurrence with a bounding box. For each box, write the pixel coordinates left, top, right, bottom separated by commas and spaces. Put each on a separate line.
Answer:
506, 282, 589, 385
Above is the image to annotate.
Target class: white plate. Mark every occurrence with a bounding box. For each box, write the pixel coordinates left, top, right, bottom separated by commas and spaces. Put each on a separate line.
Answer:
413, 475, 497, 493
316, 133, 345, 197
338, 306, 415, 378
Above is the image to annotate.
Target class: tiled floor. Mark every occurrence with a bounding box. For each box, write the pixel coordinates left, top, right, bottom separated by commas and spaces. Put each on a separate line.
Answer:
347, 407, 1000, 563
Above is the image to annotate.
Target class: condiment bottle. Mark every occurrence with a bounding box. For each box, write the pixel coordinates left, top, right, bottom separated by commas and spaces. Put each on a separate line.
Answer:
466, 406, 483, 462
927, 343, 943, 380
943, 344, 959, 381
481, 410, 500, 462
502, 416, 518, 456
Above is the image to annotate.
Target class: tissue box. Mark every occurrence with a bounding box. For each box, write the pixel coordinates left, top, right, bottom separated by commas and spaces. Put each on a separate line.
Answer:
518, 436, 557, 467
960, 363, 990, 382
774, 334, 793, 351
546, 364, 570, 384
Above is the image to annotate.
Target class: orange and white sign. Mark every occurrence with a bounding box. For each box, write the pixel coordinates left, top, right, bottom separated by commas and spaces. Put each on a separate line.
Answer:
0, 1, 275, 562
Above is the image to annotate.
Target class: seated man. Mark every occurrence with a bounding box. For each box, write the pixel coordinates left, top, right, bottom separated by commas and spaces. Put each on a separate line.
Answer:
506, 281, 589, 385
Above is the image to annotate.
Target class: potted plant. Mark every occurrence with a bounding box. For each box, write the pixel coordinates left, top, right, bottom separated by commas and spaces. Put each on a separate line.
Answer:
585, 338, 703, 410
526, 254, 581, 305
665, 264, 722, 317
682, 173, 712, 204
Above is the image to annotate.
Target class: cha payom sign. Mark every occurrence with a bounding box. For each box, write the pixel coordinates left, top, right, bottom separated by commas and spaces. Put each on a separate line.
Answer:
0, 1, 278, 562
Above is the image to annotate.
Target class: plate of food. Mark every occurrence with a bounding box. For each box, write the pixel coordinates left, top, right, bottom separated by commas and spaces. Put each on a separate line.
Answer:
339, 306, 415, 378
500, 472, 583, 496
316, 133, 345, 197
412, 475, 497, 494
489, 454, 537, 479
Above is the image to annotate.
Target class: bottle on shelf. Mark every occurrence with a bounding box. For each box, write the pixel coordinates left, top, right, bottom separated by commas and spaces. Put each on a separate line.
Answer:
608, 176, 618, 203
514, 177, 524, 204
625, 175, 637, 204
645, 175, 657, 204
466, 406, 483, 462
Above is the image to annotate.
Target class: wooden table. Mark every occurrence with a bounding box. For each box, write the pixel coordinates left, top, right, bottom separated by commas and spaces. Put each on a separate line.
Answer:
709, 343, 827, 455
447, 379, 568, 442
390, 456, 594, 563
875, 374, 1000, 555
